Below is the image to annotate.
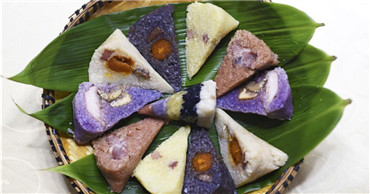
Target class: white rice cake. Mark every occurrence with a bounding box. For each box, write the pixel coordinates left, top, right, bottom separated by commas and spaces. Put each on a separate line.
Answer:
88, 29, 174, 93
133, 126, 191, 194
215, 108, 288, 187
186, 2, 239, 79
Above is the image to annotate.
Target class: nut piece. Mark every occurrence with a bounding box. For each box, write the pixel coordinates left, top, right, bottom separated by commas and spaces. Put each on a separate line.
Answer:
110, 92, 132, 107
238, 78, 267, 100
196, 174, 213, 182
238, 88, 258, 100
98, 89, 122, 102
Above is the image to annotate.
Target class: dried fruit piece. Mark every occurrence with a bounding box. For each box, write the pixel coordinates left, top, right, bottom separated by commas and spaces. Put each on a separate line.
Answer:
192, 153, 212, 172
151, 39, 172, 60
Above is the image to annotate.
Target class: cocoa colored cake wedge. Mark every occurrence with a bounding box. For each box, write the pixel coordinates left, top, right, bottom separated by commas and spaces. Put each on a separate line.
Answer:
92, 118, 165, 193
214, 30, 278, 97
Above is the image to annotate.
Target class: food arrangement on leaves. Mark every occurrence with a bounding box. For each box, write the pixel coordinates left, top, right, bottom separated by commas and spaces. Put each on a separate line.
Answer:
10, 1, 349, 193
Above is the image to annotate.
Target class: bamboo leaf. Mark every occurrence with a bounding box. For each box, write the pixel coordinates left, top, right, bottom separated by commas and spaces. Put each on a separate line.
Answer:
47, 154, 112, 194
48, 154, 149, 194
14, 93, 75, 136
10, 1, 319, 91
284, 45, 334, 87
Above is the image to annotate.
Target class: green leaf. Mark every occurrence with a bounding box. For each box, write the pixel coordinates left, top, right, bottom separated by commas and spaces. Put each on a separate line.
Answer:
283, 45, 335, 87
228, 86, 350, 193
14, 93, 75, 136
47, 154, 112, 194
47, 154, 149, 194
9, 1, 319, 91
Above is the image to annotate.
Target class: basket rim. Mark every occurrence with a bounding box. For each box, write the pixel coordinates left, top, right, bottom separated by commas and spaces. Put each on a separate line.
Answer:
42, 0, 302, 194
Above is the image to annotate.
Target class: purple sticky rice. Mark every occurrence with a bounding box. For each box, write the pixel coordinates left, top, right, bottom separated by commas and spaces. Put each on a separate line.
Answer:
151, 98, 168, 118
182, 127, 236, 194
217, 67, 293, 120
128, 4, 181, 92
73, 82, 162, 144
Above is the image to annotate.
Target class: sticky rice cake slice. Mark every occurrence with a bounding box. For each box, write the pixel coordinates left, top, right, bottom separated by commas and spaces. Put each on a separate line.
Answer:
133, 126, 191, 194
92, 118, 165, 193
186, 2, 239, 79
215, 108, 288, 187
128, 4, 182, 92
88, 29, 174, 93
217, 67, 293, 120
214, 30, 279, 97
138, 80, 216, 128
72, 82, 162, 144
182, 127, 236, 194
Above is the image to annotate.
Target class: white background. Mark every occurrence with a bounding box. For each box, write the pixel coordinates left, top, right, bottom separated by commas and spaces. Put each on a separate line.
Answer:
1, 0, 369, 193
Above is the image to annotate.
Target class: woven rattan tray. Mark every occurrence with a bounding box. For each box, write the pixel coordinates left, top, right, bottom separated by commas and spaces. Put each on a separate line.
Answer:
42, 1, 303, 193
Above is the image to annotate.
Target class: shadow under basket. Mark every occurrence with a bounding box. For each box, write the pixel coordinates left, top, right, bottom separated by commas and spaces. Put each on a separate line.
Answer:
42, 0, 303, 194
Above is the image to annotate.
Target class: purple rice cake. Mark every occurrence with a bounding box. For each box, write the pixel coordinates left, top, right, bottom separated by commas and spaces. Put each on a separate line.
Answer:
92, 117, 165, 193
182, 127, 236, 194
128, 4, 181, 92
73, 82, 162, 144
217, 67, 293, 120
214, 30, 278, 97
138, 80, 216, 128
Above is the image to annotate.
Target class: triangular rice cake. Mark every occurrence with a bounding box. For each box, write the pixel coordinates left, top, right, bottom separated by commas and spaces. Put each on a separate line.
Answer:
217, 67, 293, 120
186, 2, 239, 79
215, 108, 288, 187
134, 126, 191, 194
138, 80, 216, 128
88, 29, 174, 93
214, 30, 279, 97
92, 118, 165, 193
182, 127, 236, 194
73, 82, 162, 144
128, 5, 182, 92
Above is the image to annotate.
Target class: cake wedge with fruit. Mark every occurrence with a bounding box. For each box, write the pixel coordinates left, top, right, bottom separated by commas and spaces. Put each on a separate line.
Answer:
215, 108, 288, 187
88, 29, 174, 93
186, 2, 239, 79
133, 126, 191, 194
128, 4, 182, 92
182, 127, 236, 194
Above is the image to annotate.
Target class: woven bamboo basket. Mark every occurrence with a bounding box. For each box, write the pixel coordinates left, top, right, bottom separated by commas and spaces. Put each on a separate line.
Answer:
42, 0, 304, 193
